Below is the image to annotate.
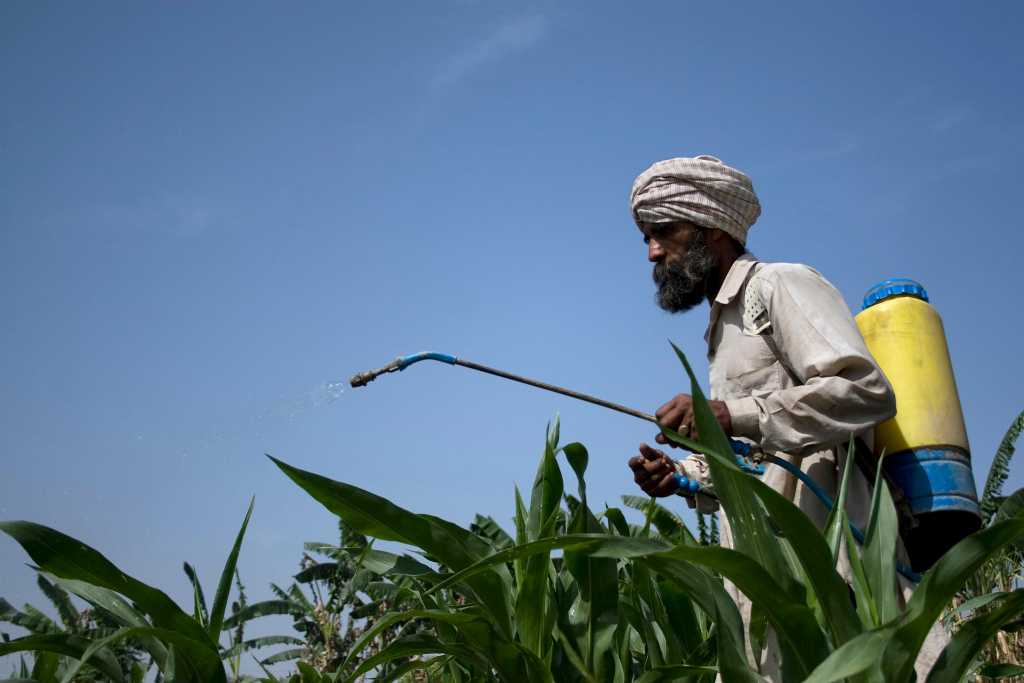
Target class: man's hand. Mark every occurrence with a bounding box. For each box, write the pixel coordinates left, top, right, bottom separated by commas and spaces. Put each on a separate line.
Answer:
654, 394, 733, 447
628, 443, 679, 497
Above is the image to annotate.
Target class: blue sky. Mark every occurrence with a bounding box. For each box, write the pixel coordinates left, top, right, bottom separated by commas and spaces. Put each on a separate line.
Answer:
3, 0, 1023, 670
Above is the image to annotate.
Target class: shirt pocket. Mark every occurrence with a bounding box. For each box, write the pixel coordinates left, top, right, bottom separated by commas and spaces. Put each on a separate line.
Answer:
722, 333, 783, 394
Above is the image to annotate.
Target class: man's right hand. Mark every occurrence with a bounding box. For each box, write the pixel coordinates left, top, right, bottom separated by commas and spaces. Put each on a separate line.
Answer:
628, 443, 679, 497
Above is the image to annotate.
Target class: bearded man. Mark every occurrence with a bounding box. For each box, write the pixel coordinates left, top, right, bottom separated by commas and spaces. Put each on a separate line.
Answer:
626, 155, 945, 679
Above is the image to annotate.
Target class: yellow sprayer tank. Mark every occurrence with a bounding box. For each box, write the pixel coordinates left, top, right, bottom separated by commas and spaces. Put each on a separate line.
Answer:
855, 279, 980, 570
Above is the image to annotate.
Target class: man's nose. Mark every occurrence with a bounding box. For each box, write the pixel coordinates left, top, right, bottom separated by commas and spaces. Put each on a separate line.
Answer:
648, 239, 664, 262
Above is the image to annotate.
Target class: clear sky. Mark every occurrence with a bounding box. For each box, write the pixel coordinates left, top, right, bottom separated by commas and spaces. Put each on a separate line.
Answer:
3, 0, 1022, 670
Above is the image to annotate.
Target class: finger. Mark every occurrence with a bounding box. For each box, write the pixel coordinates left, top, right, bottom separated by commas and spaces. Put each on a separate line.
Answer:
655, 432, 681, 448
643, 455, 671, 473
639, 443, 665, 460
658, 404, 687, 430
654, 472, 680, 496
629, 455, 646, 470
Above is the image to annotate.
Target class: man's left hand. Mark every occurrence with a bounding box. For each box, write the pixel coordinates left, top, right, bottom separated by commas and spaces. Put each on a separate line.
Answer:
654, 393, 733, 447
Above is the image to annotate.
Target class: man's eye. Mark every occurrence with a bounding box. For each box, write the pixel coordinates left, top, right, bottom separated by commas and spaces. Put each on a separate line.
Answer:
643, 236, 650, 245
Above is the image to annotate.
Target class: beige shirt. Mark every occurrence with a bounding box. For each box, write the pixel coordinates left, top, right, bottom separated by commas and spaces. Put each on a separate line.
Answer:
682, 253, 894, 532
678, 254, 945, 679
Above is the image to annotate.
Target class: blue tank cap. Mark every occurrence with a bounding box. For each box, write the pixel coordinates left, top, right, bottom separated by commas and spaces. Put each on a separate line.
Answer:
862, 278, 929, 310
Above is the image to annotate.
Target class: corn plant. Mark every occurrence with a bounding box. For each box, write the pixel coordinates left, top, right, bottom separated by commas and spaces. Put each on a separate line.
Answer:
0, 499, 255, 682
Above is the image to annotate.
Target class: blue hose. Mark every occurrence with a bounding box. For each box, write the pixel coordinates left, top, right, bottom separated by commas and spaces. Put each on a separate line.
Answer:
675, 440, 922, 583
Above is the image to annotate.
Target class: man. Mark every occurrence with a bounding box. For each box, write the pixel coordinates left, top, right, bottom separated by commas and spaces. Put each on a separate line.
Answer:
625, 155, 942, 679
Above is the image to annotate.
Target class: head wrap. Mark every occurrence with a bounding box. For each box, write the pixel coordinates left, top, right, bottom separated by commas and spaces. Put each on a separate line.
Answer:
630, 155, 761, 245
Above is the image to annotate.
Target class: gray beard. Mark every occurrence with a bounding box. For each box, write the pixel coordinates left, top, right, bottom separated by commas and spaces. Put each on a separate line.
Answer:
652, 231, 717, 313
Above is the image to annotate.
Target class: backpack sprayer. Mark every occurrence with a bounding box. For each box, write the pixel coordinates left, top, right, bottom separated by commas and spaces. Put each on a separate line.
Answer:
348, 347, 926, 582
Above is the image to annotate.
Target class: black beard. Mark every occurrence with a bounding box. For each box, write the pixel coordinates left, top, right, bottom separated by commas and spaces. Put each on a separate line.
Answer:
652, 231, 717, 313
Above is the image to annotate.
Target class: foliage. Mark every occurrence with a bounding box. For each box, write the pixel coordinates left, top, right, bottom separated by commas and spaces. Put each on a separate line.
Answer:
2, 346, 1023, 682
945, 410, 1024, 680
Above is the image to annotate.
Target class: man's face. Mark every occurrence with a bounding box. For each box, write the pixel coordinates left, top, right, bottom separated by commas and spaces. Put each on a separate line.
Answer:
639, 221, 717, 313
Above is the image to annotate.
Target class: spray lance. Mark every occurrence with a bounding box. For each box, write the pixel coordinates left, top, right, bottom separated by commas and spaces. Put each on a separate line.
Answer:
349, 350, 921, 582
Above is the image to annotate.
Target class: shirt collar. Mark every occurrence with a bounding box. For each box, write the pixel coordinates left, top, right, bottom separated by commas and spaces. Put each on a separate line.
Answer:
704, 253, 759, 345
713, 253, 759, 306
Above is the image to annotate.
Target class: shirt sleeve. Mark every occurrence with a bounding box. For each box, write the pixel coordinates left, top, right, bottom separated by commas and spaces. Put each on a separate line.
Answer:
724, 264, 896, 456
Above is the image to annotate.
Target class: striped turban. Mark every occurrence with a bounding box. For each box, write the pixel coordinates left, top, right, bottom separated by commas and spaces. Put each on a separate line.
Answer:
630, 155, 761, 245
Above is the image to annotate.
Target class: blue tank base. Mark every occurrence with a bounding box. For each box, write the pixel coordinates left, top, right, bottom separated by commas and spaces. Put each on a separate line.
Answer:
902, 510, 982, 573
883, 446, 982, 572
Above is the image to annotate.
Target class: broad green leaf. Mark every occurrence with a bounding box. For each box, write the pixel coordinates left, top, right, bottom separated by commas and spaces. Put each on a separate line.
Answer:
269, 456, 514, 638
220, 635, 303, 659
30, 651, 58, 683
208, 497, 255, 640
427, 534, 671, 596
801, 626, 896, 683
748, 472, 862, 647
862, 460, 900, 625
0, 633, 125, 682
358, 549, 436, 577
222, 599, 298, 629
471, 514, 514, 550
885, 517, 1024, 680
641, 553, 759, 683
994, 488, 1024, 523
646, 543, 829, 679
57, 626, 225, 683
665, 342, 793, 584
0, 521, 215, 651
48, 575, 169, 668
925, 590, 1024, 682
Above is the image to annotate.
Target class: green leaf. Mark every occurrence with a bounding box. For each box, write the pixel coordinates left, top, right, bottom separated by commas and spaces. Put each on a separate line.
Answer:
862, 459, 900, 626
641, 553, 759, 683
748, 472, 862, 647
57, 626, 226, 683
646, 543, 829, 680
562, 442, 620, 678
48, 574, 170, 668
823, 435, 858, 563
208, 497, 254, 641
665, 342, 792, 583
0, 633, 125, 682
801, 626, 896, 683
183, 562, 209, 627
222, 600, 299, 629
342, 632, 494, 683
517, 425, 564, 656
0, 521, 216, 651
30, 651, 59, 683
884, 517, 1024, 680
269, 455, 514, 638
925, 590, 1024, 682
340, 608, 480, 671
34, 576, 77, 632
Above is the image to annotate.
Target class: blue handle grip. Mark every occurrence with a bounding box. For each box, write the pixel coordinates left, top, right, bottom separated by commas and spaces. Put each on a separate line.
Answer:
397, 352, 458, 369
